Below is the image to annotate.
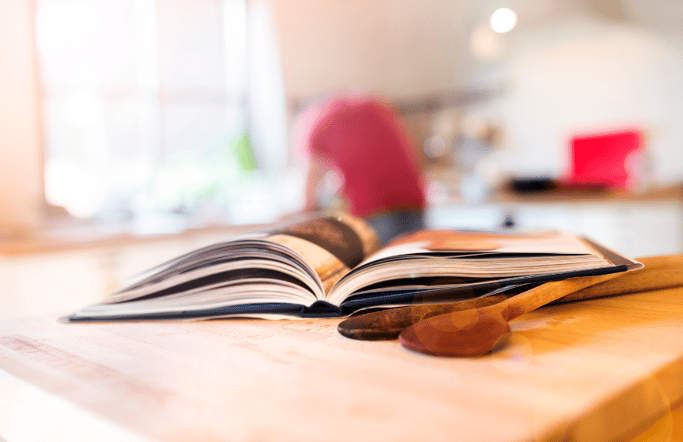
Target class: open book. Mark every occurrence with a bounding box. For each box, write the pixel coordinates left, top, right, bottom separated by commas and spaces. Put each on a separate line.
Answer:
66, 212, 642, 321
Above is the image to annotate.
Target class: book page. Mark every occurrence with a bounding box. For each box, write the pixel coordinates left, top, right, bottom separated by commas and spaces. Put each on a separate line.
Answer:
362, 230, 602, 265
327, 229, 639, 306
265, 212, 380, 295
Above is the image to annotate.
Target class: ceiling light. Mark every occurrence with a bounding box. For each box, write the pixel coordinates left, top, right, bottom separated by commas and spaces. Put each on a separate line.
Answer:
490, 8, 517, 34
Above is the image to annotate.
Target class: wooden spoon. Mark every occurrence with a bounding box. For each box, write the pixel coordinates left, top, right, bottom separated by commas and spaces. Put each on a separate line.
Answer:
399, 255, 683, 356
337, 286, 529, 340
338, 255, 683, 342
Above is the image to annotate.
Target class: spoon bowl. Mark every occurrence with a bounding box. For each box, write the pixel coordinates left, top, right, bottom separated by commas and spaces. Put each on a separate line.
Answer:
399, 310, 511, 356
398, 271, 636, 357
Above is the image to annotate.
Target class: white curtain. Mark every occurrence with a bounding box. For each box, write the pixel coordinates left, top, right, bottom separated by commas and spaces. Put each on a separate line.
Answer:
246, 0, 288, 177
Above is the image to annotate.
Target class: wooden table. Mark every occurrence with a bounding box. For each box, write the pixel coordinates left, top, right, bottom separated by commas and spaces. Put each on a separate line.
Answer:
2, 288, 683, 442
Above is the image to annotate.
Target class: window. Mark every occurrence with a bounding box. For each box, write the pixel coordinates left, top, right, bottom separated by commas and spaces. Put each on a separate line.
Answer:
35, 0, 273, 226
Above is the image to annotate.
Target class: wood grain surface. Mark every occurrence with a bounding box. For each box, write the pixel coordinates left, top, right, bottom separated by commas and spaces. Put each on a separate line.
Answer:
3, 287, 683, 441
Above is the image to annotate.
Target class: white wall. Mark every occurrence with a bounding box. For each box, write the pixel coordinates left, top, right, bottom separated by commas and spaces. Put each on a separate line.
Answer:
0, 0, 44, 235
270, 0, 471, 101
471, 16, 683, 186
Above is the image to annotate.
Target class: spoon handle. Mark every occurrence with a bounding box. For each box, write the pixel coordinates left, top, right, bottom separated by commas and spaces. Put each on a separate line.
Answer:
551, 254, 683, 303
490, 273, 623, 322
494, 254, 683, 322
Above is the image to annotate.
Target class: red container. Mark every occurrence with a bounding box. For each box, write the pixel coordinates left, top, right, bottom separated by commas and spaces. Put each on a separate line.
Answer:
566, 130, 643, 188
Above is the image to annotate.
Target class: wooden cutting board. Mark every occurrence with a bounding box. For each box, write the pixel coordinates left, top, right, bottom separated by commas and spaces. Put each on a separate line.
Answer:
2, 287, 683, 442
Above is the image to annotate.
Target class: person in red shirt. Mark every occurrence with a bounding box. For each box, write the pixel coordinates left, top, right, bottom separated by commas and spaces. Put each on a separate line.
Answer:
293, 92, 427, 245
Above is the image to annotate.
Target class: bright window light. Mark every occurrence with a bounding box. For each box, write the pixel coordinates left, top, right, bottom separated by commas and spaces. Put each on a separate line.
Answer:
490, 8, 517, 34
36, 0, 257, 223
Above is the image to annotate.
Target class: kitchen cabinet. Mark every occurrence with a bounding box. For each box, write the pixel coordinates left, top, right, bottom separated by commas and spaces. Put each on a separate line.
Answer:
0, 226, 249, 321
428, 188, 683, 257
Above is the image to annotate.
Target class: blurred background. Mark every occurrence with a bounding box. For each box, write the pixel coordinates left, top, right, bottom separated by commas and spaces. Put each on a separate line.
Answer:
1, 0, 683, 319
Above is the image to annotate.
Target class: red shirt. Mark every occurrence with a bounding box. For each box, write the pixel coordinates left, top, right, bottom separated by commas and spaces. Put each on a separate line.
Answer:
299, 95, 426, 218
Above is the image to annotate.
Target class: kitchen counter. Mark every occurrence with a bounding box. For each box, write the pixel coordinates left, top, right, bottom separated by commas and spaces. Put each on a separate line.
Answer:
2, 286, 683, 441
